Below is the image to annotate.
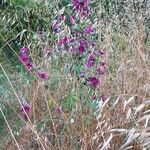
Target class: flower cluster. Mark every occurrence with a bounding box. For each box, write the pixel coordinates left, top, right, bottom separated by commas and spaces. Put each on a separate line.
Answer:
55, 106, 62, 114
97, 61, 106, 75
19, 47, 33, 71
85, 25, 94, 34
21, 103, 31, 121
72, 0, 90, 18
19, 46, 48, 80
89, 77, 100, 88
86, 49, 106, 89
86, 53, 95, 68
51, 20, 61, 33
38, 70, 48, 80
18, 0, 107, 116
50, 0, 106, 90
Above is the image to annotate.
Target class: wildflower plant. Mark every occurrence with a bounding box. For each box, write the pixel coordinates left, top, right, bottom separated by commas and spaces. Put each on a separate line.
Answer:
2, 0, 107, 148
19, 47, 33, 71
17, 1, 106, 118
21, 102, 31, 121
1, 0, 150, 149
46, 0, 107, 114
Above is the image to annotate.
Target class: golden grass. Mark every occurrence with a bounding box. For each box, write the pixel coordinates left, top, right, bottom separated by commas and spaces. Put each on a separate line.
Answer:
1, 1, 150, 150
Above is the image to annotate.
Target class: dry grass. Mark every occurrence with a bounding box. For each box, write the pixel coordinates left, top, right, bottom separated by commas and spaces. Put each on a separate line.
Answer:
0, 1, 150, 150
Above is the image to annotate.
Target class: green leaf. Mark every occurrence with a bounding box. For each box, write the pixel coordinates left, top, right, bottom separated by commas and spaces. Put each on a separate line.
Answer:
62, 94, 77, 112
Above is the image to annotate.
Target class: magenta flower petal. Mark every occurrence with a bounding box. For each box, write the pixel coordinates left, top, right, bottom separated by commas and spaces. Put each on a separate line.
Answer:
22, 113, 28, 121
79, 71, 85, 78
59, 14, 66, 21
21, 104, 31, 113
97, 49, 105, 56
72, 0, 89, 10
78, 44, 85, 53
19, 53, 29, 63
81, 7, 90, 18
25, 62, 33, 71
89, 77, 100, 88
38, 70, 48, 80
70, 16, 76, 25
21, 103, 31, 121
55, 106, 62, 114
97, 65, 105, 75
100, 95, 107, 102
72, 0, 90, 17
86, 53, 95, 68
85, 25, 94, 33
19, 52, 33, 71
58, 36, 68, 46
85, 61, 94, 68
68, 45, 74, 54
51, 20, 60, 33
78, 40, 86, 54
92, 95, 97, 100
88, 54, 95, 63
88, 54, 95, 61
20, 47, 29, 53
100, 61, 106, 66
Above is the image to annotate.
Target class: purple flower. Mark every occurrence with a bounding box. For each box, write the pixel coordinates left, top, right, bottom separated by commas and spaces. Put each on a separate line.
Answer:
97, 65, 106, 75
21, 104, 31, 113
22, 114, 28, 121
100, 61, 106, 66
85, 25, 94, 33
19, 53, 29, 63
79, 71, 85, 78
85, 53, 95, 68
51, 20, 60, 33
55, 106, 62, 114
85, 62, 94, 68
97, 49, 105, 56
19, 53, 33, 71
43, 48, 52, 57
19, 46, 33, 72
89, 77, 100, 88
88, 54, 95, 62
58, 36, 68, 46
100, 95, 107, 102
38, 70, 48, 80
53, 28, 60, 33
68, 45, 75, 54
70, 16, 76, 25
78, 44, 85, 53
78, 40, 86, 54
25, 62, 33, 71
81, 7, 90, 19
21, 103, 31, 121
20, 47, 29, 53
92, 95, 97, 100
72, 0, 90, 18
72, 0, 89, 11
59, 14, 66, 22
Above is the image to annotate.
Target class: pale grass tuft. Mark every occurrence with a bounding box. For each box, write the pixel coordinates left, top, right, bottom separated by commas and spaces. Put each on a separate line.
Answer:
123, 96, 134, 112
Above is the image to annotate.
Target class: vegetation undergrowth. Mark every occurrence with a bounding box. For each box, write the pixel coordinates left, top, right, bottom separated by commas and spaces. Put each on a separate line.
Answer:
0, 0, 150, 149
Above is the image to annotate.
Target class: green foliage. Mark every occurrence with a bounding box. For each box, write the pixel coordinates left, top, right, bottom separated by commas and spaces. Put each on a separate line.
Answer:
0, 110, 7, 135
58, 0, 71, 7
113, 33, 128, 51
62, 94, 77, 112
0, 103, 13, 134
0, 0, 54, 66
